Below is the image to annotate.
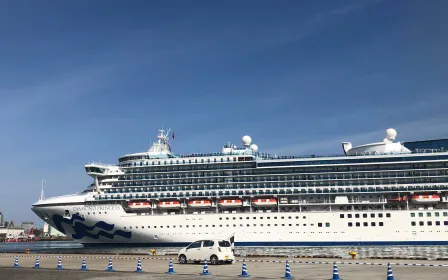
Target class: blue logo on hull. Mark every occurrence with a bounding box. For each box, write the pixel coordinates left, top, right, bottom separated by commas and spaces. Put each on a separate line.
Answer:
52, 214, 132, 240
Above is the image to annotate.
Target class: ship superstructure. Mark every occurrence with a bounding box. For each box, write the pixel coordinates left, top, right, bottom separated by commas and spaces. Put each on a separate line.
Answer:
32, 128, 448, 246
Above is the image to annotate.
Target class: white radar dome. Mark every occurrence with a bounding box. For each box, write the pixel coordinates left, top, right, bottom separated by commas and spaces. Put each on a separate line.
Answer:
386, 128, 397, 140
242, 135, 252, 146
250, 144, 258, 152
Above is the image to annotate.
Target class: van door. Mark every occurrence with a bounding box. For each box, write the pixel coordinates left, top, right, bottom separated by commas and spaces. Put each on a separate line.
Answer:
202, 240, 215, 260
186, 241, 202, 261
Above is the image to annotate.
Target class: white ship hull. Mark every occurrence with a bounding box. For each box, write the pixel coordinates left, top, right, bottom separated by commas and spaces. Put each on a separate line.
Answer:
33, 203, 448, 246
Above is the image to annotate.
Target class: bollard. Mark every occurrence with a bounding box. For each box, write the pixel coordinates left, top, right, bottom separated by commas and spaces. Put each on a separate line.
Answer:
13, 256, 19, 268
166, 258, 176, 274
56, 256, 63, 270
238, 259, 250, 277
80, 257, 88, 271
105, 257, 115, 272
34, 256, 40, 269
200, 260, 211, 275
386, 263, 394, 280
329, 262, 342, 280
281, 260, 294, 279
135, 257, 142, 272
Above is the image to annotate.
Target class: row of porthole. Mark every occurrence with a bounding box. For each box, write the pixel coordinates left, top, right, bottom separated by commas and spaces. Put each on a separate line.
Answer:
123, 223, 330, 230
411, 221, 448, 226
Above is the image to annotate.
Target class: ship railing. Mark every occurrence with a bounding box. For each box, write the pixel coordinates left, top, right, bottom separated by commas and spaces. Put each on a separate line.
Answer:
93, 183, 448, 200
86, 162, 118, 167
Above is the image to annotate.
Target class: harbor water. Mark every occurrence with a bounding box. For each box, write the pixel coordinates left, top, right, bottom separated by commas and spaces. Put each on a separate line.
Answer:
1, 241, 448, 260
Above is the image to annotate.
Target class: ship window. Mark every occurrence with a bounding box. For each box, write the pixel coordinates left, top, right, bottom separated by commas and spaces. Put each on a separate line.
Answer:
267, 224, 271, 226
355, 222, 360, 227
378, 213, 383, 218
318, 223, 322, 227
130, 227, 132, 229
370, 213, 375, 218
363, 214, 367, 218
355, 214, 360, 218
444, 212, 448, 217
261, 224, 263, 226
260, 217, 264, 220
411, 222, 416, 226
124, 227, 127, 229
436, 221, 441, 226
435, 212, 440, 217
267, 217, 271, 219
233, 217, 236, 220
253, 217, 256, 220
226, 217, 229, 220
274, 224, 277, 226
379, 222, 384, 226
371, 222, 376, 226
219, 218, 222, 220
427, 213, 431, 217
386, 213, 391, 218
410, 213, 415, 217
340, 214, 344, 218
348, 214, 352, 218
419, 213, 424, 217
160, 226, 163, 228
240, 217, 243, 220
363, 222, 368, 226
295, 216, 299, 219
247, 224, 250, 227
325, 223, 330, 227
444, 221, 448, 225
419, 221, 424, 226
246, 217, 250, 220
428, 221, 433, 226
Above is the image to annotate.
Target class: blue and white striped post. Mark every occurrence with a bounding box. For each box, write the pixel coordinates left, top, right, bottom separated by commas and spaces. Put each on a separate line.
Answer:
105, 257, 115, 272
330, 262, 341, 280
56, 256, 63, 270
387, 263, 394, 280
135, 257, 142, 272
80, 257, 87, 271
282, 260, 294, 279
34, 256, 40, 269
200, 260, 211, 275
166, 258, 176, 274
13, 256, 19, 268
238, 259, 250, 277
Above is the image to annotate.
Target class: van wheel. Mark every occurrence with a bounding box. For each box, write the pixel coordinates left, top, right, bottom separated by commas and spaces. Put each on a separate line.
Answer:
210, 255, 219, 265
178, 254, 187, 264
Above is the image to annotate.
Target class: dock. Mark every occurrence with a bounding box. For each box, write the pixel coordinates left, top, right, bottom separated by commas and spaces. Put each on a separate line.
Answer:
1, 253, 448, 279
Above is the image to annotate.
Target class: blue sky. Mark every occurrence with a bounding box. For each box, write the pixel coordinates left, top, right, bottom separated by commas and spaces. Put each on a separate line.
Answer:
1, 0, 447, 224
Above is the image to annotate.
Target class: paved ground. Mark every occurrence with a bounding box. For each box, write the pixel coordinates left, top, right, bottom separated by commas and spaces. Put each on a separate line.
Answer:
1, 253, 448, 279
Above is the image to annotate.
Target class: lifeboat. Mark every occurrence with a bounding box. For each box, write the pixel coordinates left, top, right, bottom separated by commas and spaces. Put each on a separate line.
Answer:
218, 199, 243, 208
128, 201, 152, 209
387, 195, 407, 203
412, 194, 440, 204
188, 199, 212, 208
252, 198, 277, 207
157, 201, 181, 209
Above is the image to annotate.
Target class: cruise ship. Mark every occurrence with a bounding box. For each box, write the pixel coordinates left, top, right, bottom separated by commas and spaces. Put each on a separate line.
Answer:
32, 128, 448, 246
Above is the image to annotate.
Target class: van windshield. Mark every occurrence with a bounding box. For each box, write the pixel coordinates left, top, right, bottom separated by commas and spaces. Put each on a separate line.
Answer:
218, 240, 231, 247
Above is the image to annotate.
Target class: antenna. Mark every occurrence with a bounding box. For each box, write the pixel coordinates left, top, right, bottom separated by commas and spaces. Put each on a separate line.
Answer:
40, 179, 46, 201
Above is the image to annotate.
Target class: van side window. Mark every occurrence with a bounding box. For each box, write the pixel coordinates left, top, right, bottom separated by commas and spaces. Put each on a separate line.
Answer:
203, 240, 214, 247
187, 241, 202, 249
218, 240, 231, 247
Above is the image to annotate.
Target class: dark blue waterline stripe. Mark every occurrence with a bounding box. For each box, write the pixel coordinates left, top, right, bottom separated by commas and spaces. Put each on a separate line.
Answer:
82, 240, 448, 247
